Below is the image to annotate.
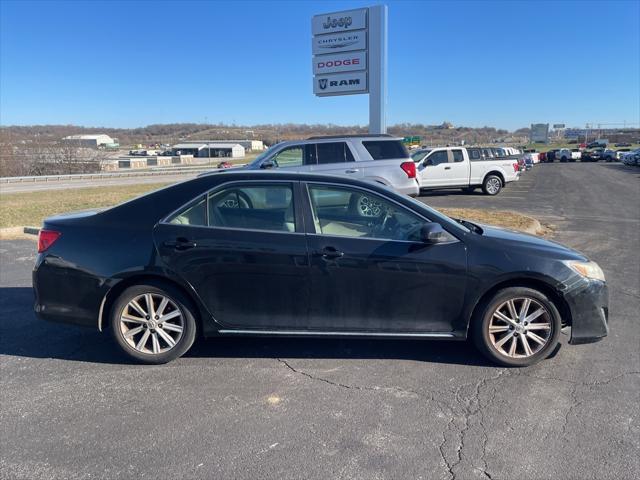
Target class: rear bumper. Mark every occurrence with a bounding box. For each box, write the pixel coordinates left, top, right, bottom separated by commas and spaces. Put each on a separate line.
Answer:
33, 255, 102, 329
395, 180, 420, 197
564, 279, 609, 345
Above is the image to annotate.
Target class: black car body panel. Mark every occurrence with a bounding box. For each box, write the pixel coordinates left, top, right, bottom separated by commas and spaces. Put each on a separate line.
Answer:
33, 171, 609, 345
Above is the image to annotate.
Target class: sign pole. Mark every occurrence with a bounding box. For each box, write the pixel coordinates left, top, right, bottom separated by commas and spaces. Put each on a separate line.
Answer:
368, 5, 387, 134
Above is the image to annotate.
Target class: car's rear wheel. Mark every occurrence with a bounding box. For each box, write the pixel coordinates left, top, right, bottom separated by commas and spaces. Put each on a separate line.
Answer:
110, 283, 197, 364
482, 175, 502, 195
472, 287, 561, 367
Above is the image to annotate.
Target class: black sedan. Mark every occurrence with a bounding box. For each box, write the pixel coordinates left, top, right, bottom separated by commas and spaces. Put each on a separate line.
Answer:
33, 171, 609, 366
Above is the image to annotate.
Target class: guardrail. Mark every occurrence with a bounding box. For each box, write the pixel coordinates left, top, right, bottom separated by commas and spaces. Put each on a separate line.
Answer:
0, 164, 247, 184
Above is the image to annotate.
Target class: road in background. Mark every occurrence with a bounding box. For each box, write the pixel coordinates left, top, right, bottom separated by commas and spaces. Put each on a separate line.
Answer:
1, 163, 638, 479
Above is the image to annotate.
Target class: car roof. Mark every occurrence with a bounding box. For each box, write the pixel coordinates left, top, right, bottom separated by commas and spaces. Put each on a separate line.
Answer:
195, 168, 387, 187
269, 135, 403, 147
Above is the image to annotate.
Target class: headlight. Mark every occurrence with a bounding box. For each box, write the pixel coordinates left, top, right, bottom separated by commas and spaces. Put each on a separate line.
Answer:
564, 260, 606, 282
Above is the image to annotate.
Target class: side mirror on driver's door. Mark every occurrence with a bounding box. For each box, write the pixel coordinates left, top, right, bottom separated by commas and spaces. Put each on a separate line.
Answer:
260, 160, 276, 169
420, 223, 448, 244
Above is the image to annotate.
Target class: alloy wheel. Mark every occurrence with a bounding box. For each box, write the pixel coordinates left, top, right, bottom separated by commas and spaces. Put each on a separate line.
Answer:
119, 293, 185, 355
357, 195, 384, 217
488, 297, 552, 358
486, 177, 501, 194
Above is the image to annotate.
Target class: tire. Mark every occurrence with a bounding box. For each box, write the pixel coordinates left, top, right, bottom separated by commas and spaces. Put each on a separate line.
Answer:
482, 175, 502, 195
109, 282, 198, 364
560, 157, 568, 162
471, 287, 562, 367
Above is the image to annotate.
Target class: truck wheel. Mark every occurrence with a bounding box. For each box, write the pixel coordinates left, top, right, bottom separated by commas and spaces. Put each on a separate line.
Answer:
482, 175, 502, 195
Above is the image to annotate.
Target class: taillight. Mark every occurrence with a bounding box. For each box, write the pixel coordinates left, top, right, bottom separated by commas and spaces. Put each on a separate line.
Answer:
38, 230, 61, 253
401, 161, 417, 179
513, 163, 519, 172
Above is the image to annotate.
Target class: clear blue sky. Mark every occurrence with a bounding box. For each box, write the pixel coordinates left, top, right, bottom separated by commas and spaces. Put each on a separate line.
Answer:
1, 0, 638, 130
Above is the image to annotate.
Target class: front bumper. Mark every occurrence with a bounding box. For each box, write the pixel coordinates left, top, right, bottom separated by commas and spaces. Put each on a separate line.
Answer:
564, 279, 609, 345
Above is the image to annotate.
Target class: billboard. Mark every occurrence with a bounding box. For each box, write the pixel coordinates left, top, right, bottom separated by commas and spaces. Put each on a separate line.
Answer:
530, 123, 549, 143
553, 123, 565, 129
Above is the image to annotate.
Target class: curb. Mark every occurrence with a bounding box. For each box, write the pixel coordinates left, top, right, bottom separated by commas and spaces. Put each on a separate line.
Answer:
0, 226, 40, 240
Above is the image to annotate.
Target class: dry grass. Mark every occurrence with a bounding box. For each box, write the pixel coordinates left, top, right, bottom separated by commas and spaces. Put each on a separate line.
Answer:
0, 183, 542, 234
440, 208, 541, 233
0, 183, 171, 228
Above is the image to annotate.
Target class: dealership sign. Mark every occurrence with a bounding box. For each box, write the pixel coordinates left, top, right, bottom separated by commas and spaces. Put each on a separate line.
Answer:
312, 8, 369, 97
313, 72, 367, 95
312, 9, 367, 35
313, 51, 367, 75
312, 31, 367, 55
311, 5, 387, 133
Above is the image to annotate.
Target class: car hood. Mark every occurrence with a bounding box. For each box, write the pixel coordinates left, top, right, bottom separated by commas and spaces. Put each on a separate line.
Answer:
478, 224, 587, 261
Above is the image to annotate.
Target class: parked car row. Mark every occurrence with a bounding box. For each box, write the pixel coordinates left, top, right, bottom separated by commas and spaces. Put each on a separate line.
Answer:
541, 147, 634, 163
246, 136, 525, 197
621, 149, 640, 166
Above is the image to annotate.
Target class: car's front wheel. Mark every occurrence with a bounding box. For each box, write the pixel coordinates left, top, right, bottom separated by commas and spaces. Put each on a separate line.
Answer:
471, 287, 562, 367
110, 282, 197, 364
482, 175, 502, 195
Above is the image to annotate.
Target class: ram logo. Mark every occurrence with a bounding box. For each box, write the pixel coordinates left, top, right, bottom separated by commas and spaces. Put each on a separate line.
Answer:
318, 79, 328, 90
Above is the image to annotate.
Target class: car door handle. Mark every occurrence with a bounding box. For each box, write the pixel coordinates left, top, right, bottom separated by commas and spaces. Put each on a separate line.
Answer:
444, 166, 451, 170
315, 246, 344, 259
345, 169, 360, 173
163, 238, 197, 250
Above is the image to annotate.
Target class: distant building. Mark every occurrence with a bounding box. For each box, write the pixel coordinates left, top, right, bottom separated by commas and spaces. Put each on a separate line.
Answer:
187, 139, 264, 151
63, 134, 118, 149
529, 124, 550, 143
171, 142, 245, 158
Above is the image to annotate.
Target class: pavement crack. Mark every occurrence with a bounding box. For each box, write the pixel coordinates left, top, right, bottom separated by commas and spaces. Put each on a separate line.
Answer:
277, 358, 359, 390
275, 358, 447, 402
439, 368, 508, 479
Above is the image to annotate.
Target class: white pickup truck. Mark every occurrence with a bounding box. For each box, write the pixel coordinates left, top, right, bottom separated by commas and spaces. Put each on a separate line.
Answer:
412, 147, 520, 195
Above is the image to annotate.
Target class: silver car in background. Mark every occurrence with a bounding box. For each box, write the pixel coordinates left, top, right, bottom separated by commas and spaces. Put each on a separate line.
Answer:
245, 135, 420, 196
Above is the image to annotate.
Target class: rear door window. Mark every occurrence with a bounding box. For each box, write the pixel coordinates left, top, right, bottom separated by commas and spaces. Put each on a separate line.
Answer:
362, 140, 409, 160
452, 150, 464, 162
316, 142, 353, 164
467, 148, 482, 161
208, 184, 295, 232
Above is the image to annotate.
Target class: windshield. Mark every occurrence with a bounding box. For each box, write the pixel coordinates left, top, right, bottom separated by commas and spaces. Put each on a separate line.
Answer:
411, 149, 431, 162
402, 195, 471, 234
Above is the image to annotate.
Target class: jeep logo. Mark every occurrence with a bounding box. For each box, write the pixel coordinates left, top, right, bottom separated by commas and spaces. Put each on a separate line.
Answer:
322, 16, 352, 29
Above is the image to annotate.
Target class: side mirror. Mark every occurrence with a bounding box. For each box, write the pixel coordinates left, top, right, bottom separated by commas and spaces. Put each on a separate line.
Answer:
260, 159, 275, 169
420, 223, 448, 244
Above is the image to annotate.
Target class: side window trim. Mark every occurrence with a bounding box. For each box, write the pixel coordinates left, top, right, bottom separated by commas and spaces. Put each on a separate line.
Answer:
161, 180, 304, 234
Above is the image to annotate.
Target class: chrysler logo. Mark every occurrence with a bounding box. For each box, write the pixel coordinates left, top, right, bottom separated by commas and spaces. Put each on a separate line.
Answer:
322, 15, 352, 29
318, 79, 328, 90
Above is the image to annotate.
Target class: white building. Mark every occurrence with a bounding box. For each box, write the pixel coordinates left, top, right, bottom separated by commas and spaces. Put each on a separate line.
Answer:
62, 134, 118, 149
171, 142, 245, 158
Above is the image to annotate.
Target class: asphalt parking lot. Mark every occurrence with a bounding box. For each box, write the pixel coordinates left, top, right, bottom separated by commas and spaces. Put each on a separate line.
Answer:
1, 163, 638, 480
